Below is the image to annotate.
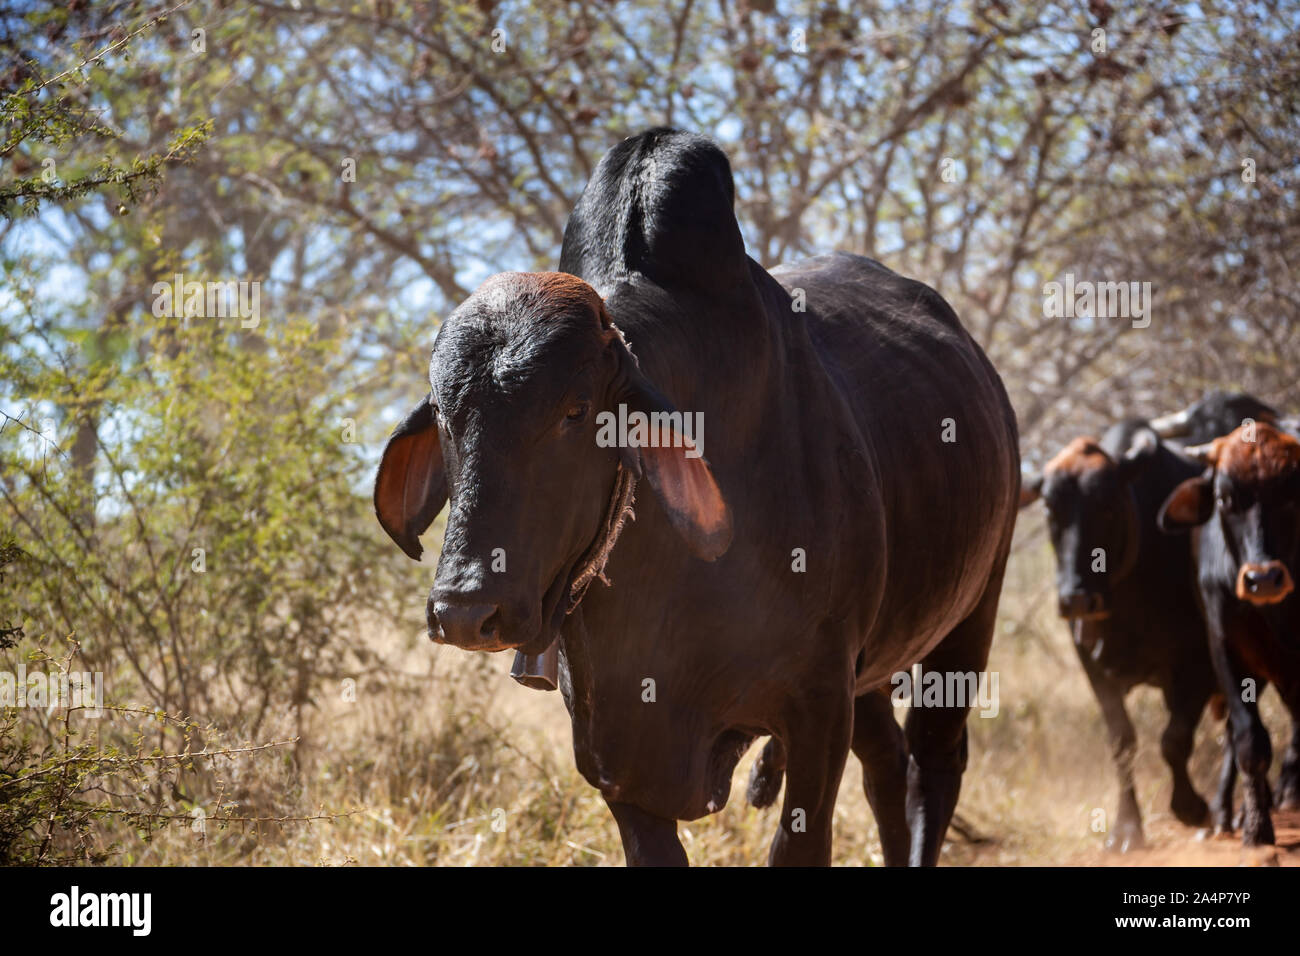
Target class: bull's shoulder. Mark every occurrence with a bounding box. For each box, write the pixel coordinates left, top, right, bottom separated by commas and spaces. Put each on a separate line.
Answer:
768, 252, 966, 340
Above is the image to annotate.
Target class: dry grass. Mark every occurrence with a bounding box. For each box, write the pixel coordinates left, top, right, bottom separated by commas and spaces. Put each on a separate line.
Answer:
116, 513, 1295, 866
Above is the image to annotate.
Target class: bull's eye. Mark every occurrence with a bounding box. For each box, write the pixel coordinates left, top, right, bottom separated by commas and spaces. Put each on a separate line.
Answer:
565, 402, 589, 424
1217, 492, 1233, 511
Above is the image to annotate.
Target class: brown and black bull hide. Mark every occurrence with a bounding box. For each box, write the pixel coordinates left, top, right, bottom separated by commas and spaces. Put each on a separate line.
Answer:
1159, 423, 1300, 847
373, 128, 1020, 866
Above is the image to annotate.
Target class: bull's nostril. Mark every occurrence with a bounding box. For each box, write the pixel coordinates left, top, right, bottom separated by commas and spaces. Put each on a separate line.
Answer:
431, 600, 501, 647
1058, 590, 1107, 620
1245, 569, 1273, 590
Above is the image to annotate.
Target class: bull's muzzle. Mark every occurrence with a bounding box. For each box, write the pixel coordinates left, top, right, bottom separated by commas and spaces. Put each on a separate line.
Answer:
429, 596, 504, 649
1236, 561, 1295, 605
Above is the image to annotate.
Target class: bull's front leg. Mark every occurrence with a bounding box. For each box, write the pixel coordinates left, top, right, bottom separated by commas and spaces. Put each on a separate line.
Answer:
767, 677, 854, 867
606, 800, 688, 866
1227, 707, 1274, 846
1212, 733, 1238, 835
1078, 642, 1144, 852
1206, 611, 1275, 846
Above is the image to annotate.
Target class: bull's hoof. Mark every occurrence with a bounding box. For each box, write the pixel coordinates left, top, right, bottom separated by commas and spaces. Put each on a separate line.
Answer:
1240, 813, 1275, 848
1211, 819, 1236, 840
1211, 801, 1234, 836
746, 757, 783, 809
1171, 792, 1211, 828
1104, 822, 1145, 853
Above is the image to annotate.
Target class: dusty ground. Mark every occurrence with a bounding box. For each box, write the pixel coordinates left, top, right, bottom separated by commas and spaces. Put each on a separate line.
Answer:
1059, 811, 1300, 868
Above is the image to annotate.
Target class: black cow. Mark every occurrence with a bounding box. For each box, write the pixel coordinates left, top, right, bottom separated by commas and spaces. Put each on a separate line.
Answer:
1150, 391, 1280, 444
1021, 422, 1221, 850
373, 128, 1020, 866
1159, 422, 1300, 846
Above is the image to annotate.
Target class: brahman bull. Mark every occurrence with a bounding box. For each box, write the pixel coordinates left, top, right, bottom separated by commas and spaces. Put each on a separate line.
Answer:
374, 128, 1019, 865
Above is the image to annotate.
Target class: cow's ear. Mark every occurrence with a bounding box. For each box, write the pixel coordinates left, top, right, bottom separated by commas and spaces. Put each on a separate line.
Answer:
1157, 475, 1213, 533
374, 393, 447, 560
1117, 428, 1159, 483
612, 352, 732, 561
1019, 472, 1043, 508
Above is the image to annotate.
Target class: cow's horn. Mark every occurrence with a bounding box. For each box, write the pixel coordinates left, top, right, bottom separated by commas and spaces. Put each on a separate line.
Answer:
1149, 407, 1192, 438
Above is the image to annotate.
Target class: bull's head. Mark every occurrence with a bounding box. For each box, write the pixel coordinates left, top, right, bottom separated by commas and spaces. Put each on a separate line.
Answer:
1159, 422, 1300, 607
1149, 391, 1279, 444
373, 272, 732, 654
1020, 430, 1157, 620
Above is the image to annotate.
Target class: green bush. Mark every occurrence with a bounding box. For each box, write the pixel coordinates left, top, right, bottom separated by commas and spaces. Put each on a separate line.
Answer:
0, 306, 408, 862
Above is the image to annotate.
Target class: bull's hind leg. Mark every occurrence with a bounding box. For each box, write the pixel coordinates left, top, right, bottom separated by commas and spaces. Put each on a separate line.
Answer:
852, 688, 910, 866
903, 574, 1002, 866
746, 737, 787, 809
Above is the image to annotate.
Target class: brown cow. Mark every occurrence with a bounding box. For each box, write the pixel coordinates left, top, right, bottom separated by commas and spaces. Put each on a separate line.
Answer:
1159, 422, 1300, 845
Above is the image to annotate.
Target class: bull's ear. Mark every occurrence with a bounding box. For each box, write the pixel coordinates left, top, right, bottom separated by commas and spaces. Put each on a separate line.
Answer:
1019, 472, 1043, 508
1157, 475, 1213, 533
614, 367, 732, 561
374, 393, 447, 560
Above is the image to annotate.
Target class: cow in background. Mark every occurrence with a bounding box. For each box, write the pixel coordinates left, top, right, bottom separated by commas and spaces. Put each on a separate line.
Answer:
1159, 422, 1300, 846
1021, 421, 1220, 850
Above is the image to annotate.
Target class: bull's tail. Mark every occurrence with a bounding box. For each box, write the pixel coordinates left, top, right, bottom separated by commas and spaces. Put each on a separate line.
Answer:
746, 737, 787, 808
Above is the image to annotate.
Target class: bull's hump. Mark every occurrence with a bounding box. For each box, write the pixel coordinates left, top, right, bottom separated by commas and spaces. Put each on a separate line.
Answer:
560, 128, 750, 294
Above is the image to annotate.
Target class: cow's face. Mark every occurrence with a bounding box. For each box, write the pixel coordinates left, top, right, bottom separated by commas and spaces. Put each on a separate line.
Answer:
1159, 423, 1300, 607
1021, 433, 1155, 620
373, 272, 731, 654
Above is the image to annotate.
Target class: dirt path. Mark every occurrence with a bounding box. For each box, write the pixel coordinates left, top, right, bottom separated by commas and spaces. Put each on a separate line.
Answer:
1062, 808, 1300, 867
